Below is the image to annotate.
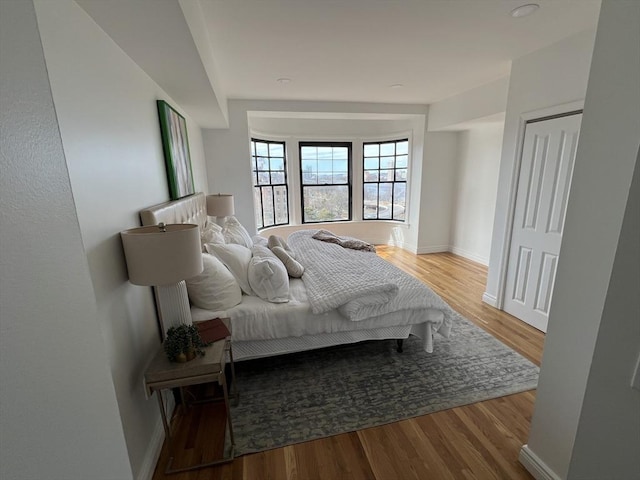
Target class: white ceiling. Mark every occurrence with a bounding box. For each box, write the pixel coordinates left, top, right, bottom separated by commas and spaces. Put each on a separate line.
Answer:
78, 0, 601, 128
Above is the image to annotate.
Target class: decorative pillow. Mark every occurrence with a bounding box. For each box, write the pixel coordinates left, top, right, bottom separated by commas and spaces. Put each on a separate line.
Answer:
271, 245, 304, 278
205, 243, 254, 295
267, 234, 291, 252
248, 246, 289, 303
200, 220, 225, 250
185, 254, 242, 311
222, 216, 253, 248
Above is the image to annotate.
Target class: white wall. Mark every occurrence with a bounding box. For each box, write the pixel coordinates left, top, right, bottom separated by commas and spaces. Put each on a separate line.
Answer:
417, 132, 459, 254
450, 123, 503, 265
484, 27, 598, 306
30, 1, 209, 479
203, 100, 441, 252
0, 1, 132, 479
521, 2, 640, 479
428, 76, 508, 132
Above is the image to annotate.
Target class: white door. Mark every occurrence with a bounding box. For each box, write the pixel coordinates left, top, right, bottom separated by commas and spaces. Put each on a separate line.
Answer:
504, 113, 582, 332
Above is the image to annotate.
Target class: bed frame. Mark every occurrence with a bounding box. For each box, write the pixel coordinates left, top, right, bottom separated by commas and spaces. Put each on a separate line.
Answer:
139, 193, 434, 361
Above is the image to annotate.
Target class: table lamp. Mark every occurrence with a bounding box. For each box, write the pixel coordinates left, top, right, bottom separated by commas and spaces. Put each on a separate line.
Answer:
120, 223, 203, 338
206, 193, 234, 226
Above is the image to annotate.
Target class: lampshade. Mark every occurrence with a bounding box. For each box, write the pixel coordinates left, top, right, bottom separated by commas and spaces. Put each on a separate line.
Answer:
206, 194, 235, 217
120, 223, 203, 286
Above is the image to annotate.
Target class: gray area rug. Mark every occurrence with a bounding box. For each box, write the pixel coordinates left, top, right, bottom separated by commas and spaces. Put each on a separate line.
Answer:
230, 317, 539, 456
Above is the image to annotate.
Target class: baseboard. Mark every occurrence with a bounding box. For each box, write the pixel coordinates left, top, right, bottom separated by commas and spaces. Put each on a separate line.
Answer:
449, 246, 489, 265
482, 292, 498, 308
416, 245, 449, 255
519, 445, 562, 480
137, 392, 174, 480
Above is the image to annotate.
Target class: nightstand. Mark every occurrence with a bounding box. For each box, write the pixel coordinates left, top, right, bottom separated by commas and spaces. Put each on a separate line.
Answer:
144, 320, 236, 474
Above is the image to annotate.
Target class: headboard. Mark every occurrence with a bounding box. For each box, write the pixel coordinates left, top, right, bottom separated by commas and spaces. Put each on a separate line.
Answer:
139, 192, 207, 230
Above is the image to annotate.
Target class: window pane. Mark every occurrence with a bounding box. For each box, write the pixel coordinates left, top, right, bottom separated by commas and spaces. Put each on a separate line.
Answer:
258, 172, 270, 185
395, 169, 407, 181
363, 184, 378, 219
378, 183, 393, 219
393, 183, 406, 220
318, 159, 332, 172
364, 144, 379, 157
333, 172, 348, 183
380, 157, 394, 169
396, 155, 408, 168
396, 141, 409, 155
254, 187, 262, 229
364, 157, 379, 170
333, 147, 348, 160
301, 146, 317, 159
380, 143, 395, 156
262, 186, 274, 227
302, 171, 315, 184
274, 186, 288, 224
317, 147, 333, 160
303, 186, 349, 222
380, 169, 394, 181
271, 172, 285, 184
270, 157, 284, 171
256, 156, 269, 170
301, 160, 317, 184
364, 170, 379, 182
255, 142, 269, 156
269, 143, 284, 157
333, 159, 348, 174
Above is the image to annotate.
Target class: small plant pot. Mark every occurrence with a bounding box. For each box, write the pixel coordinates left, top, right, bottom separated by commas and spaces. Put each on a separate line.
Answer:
164, 324, 205, 363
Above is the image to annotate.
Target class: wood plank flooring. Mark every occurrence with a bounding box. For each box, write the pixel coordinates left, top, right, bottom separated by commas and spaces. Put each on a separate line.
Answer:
151, 249, 544, 480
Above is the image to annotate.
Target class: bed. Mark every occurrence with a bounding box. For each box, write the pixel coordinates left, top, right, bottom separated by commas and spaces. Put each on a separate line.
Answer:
140, 193, 459, 361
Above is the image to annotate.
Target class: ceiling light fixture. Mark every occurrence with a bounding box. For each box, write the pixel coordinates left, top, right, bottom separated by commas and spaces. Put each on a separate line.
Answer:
277, 77, 292, 84
510, 3, 540, 18
390, 83, 404, 89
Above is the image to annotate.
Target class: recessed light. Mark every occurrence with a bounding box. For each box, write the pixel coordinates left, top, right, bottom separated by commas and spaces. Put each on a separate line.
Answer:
277, 77, 292, 84
510, 3, 540, 18
390, 84, 404, 89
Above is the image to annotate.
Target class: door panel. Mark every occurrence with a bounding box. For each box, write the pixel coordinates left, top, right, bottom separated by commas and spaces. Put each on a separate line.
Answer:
504, 113, 582, 332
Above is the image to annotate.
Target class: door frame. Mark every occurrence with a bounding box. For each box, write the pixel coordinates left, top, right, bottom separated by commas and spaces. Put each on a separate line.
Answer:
494, 100, 584, 310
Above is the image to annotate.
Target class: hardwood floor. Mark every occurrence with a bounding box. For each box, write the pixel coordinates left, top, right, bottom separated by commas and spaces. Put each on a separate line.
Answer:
152, 249, 544, 480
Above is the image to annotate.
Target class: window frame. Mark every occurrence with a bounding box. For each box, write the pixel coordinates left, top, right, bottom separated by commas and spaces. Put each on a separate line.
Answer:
251, 138, 289, 230
298, 141, 352, 224
362, 138, 409, 222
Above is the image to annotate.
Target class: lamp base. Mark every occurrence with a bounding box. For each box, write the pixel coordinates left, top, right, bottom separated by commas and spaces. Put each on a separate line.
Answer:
154, 280, 192, 338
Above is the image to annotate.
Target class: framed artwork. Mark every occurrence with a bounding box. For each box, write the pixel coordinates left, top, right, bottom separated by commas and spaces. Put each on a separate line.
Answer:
157, 100, 195, 200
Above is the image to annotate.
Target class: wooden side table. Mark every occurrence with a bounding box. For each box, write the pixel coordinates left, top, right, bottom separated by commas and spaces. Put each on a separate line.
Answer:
144, 321, 237, 474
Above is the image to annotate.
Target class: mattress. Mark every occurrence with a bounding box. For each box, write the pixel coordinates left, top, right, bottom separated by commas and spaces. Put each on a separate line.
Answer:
191, 278, 444, 342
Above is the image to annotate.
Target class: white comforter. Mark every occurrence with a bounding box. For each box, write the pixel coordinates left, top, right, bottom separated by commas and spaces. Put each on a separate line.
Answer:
288, 230, 457, 335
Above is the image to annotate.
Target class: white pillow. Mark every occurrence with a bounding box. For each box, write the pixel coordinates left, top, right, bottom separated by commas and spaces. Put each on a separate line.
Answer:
222, 216, 253, 248
205, 243, 254, 295
252, 235, 268, 248
185, 254, 242, 311
200, 221, 225, 250
248, 246, 289, 303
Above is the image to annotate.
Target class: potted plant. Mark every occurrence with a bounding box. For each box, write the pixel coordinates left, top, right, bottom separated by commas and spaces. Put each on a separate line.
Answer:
163, 324, 208, 362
